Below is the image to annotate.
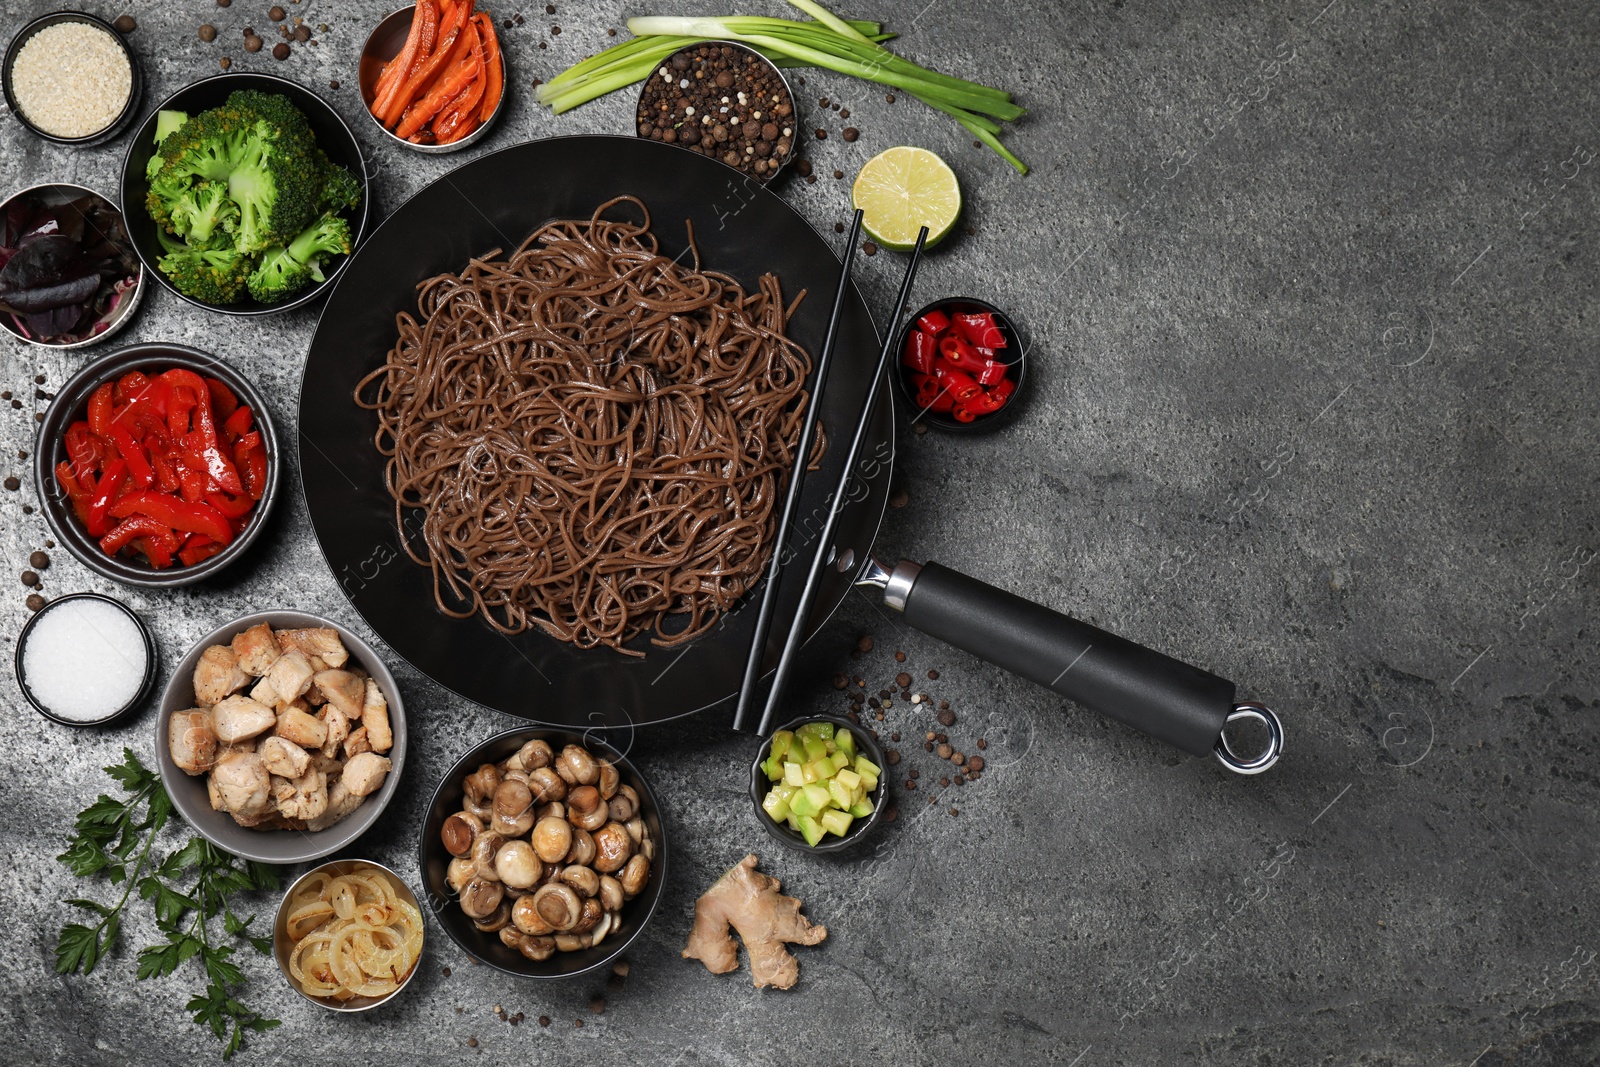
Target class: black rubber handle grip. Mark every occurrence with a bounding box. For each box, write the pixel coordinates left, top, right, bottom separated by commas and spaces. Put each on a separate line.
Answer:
901, 562, 1236, 757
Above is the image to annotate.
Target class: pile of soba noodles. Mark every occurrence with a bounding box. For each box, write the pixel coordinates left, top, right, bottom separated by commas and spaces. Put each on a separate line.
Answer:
355, 197, 820, 655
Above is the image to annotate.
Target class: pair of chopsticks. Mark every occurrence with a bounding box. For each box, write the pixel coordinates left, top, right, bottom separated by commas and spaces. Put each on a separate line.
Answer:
732, 216, 930, 737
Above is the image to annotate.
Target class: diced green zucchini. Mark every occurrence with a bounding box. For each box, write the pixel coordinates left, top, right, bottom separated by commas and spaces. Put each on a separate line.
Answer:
769, 730, 795, 761
785, 810, 801, 831
849, 796, 875, 819
854, 755, 881, 779
762, 789, 791, 821
819, 809, 853, 837
761, 752, 784, 780
801, 734, 829, 763
836, 729, 857, 758
834, 767, 861, 791
858, 774, 878, 793
828, 750, 849, 772
799, 814, 826, 846
827, 778, 854, 810
783, 762, 804, 787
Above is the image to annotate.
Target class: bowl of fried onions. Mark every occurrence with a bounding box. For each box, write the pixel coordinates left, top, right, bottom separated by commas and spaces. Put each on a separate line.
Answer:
274, 859, 425, 1010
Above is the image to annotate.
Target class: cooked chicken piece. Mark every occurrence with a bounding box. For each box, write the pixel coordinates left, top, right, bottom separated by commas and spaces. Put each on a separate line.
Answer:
211, 695, 277, 745
211, 750, 273, 821
168, 710, 218, 775
231, 623, 281, 676
319, 705, 350, 759
305, 779, 364, 831
682, 854, 826, 990
234, 807, 297, 830
271, 767, 328, 822
249, 675, 277, 707
265, 650, 314, 703
281, 696, 311, 715
342, 752, 392, 797
206, 774, 225, 811
314, 670, 365, 719
258, 735, 311, 779
274, 707, 327, 749
312, 752, 344, 777
361, 678, 393, 753
344, 726, 372, 759
276, 627, 349, 668
193, 645, 249, 706
307, 656, 329, 673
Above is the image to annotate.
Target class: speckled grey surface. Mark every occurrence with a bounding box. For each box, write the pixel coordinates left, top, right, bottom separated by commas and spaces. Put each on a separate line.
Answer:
2, 1, 1597, 1064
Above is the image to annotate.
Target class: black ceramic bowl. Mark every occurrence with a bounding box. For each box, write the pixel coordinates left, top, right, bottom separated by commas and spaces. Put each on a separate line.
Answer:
750, 715, 888, 854
14, 592, 157, 727
34, 343, 282, 587
2, 11, 142, 147
419, 727, 667, 979
892, 297, 1030, 434
118, 72, 371, 316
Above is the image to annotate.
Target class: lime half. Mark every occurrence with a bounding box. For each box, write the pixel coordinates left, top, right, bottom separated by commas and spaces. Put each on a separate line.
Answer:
851, 146, 962, 251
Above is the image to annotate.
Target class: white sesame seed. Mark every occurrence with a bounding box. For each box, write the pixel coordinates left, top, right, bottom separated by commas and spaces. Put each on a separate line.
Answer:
10, 21, 131, 138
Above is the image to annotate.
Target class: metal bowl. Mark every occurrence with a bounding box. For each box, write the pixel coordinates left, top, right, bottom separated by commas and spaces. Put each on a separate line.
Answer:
749, 715, 889, 854
118, 72, 372, 316
419, 726, 666, 979
0, 183, 144, 349
634, 41, 797, 184
34, 343, 282, 588
2, 11, 143, 147
273, 859, 425, 1012
13, 592, 157, 728
155, 610, 408, 865
358, 5, 506, 154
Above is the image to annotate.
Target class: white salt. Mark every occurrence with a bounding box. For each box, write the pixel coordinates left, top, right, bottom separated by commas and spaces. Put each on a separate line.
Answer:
22, 598, 147, 722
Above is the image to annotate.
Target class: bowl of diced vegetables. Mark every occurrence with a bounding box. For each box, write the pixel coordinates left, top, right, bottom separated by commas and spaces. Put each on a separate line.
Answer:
894, 297, 1030, 432
750, 717, 886, 853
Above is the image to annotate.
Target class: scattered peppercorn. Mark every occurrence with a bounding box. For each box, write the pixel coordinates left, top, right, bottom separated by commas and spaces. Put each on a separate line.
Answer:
842, 127, 859, 142
895, 671, 911, 688
949, 807, 959, 816
441, 966, 452, 977
466, 1037, 478, 1048
834, 221, 845, 233
862, 241, 878, 256
967, 226, 977, 237
818, 97, 829, 107
3, 477, 18, 491
939, 700, 949, 710
839, 108, 850, 119
976, 738, 987, 749
21, 571, 39, 588
890, 732, 900, 741
268, 5, 286, 19
885, 750, 900, 765
273, 42, 290, 59
967, 755, 985, 773
890, 488, 909, 508
25, 594, 45, 612
330, 79, 340, 89
815, 128, 827, 139
831, 673, 848, 690
245, 33, 263, 51
937, 744, 952, 760
29, 551, 49, 570
218, 56, 231, 68
575, 1019, 584, 1028
589, 996, 605, 1014
294, 25, 310, 41
923, 741, 934, 752
937, 709, 955, 727
199, 23, 217, 41
113, 14, 136, 33
539, 1016, 551, 1027
545, 3, 555, 11
885, 805, 898, 822
217, 0, 230, 6
551, 25, 561, 34
608, 27, 617, 35
21, 504, 32, 514
904, 778, 916, 790
857, 634, 874, 653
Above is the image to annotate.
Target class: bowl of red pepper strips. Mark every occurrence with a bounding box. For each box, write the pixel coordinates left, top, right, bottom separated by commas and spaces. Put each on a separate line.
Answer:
359, 2, 507, 153
35, 342, 279, 586
894, 297, 1029, 433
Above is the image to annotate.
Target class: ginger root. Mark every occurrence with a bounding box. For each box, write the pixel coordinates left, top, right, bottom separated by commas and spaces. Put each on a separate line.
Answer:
682, 854, 826, 990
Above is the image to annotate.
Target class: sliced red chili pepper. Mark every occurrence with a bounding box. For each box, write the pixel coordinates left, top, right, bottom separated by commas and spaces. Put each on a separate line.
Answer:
222, 405, 253, 441
938, 333, 988, 372
109, 491, 235, 544
975, 360, 1009, 387
953, 311, 1007, 349
902, 330, 937, 374
940, 370, 983, 403
991, 377, 1017, 404
915, 308, 950, 335
55, 462, 92, 526
205, 376, 239, 423
178, 536, 225, 568
927, 389, 956, 413
87, 382, 116, 437
950, 401, 980, 423
964, 390, 1006, 415
86, 458, 127, 538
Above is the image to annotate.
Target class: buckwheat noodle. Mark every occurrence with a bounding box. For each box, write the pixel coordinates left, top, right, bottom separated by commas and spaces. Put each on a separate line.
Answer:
354, 197, 822, 655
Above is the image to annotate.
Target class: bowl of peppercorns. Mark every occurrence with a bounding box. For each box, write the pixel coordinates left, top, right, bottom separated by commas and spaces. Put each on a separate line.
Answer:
636, 42, 796, 183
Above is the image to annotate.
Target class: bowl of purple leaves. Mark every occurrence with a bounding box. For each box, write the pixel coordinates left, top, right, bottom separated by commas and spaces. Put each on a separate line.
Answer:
0, 182, 143, 349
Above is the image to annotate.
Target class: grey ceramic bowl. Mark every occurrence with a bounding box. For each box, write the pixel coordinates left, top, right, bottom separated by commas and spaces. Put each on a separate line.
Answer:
358, 5, 506, 154
273, 858, 425, 1011
156, 610, 407, 865
34, 343, 281, 588
750, 715, 888, 854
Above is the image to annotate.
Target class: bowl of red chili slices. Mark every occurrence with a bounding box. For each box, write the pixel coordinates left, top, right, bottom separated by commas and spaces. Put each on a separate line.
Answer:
894, 297, 1029, 433
35, 342, 279, 587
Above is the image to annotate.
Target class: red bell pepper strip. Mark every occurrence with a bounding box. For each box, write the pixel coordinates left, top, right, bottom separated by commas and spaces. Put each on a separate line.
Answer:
55, 462, 93, 526
136, 535, 176, 569
109, 491, 234, 544
222, 405, 253, 441
163, 369, 244, 494
204, 376, 239, 424
953, 311, 1007, 349
100, 515, 176, 557
916, 308, 950, 335
177, 459, 211, 504
110, 423, 155, 489
975, 360, 1009, 387
64, 423, 102, 486
86, 458, 127, 538
903, 330, 937, 374
166, 384, 196, 438
178, 536, 225, 568
235, 432, 267, 500
149, 448, 180, 494
113, 371, 149, 406
87, 382, 116, 437
206, 490, 256, 519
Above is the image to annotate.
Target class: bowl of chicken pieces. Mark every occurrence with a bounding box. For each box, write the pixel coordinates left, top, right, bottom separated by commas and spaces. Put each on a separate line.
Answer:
156, 610, 406, 864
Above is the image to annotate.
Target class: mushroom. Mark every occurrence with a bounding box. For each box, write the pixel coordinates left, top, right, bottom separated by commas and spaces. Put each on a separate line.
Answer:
566, 785, 607, 832
501, 767, 531, 786
499, 926, 527, 951
462, 793, 492, 821
463, 763, 501, 804
536, 862, 565, 887
512, 895, 555, 936
554, 932, 591, 953
625, 816, 646, 844
528, 767, 567, 804
564, 828, 596, 867
599, 875, 624, 913
555, 744, 598, 786
572, 897, 602, 934
472, 900, 512, 933
495, 840, 542, 889
446, 856, 476, 894
559, 865, 599, 898
515, 739, 553, 771
440, 812, 481, 857
640, 836, 656, 862
472, 831, 507, 882
491, 779, 535, 837
531, 883, 582, 931
531, 816, 572, 864
619, 854, 650, 898
595, 759, 620, 799
459, 878, 505, 920
607, 784, 640, 823
588, 911, 615, 947
535, 801, 566, 822
520, 935, 556, 961
592, 821, 634, 874
168, 710, 217, 776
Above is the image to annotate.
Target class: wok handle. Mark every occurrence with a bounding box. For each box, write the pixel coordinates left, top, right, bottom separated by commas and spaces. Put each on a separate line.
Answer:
879, 560, 1281, 771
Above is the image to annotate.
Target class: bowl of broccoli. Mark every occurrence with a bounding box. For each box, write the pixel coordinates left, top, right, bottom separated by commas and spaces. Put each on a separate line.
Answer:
119, 73, 371, 315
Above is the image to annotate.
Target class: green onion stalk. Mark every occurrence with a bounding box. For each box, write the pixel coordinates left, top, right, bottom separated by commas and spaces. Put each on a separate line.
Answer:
534, 0, 1028, 174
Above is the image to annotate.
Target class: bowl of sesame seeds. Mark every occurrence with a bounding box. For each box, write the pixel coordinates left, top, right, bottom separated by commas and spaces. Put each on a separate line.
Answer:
636, 42, 796, 183
2, 11, 141, 147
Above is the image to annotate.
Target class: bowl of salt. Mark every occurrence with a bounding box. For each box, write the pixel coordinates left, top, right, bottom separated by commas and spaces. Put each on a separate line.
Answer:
15, 593, 156, 727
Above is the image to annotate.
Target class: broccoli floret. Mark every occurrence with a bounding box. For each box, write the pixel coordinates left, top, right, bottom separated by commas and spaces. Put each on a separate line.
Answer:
246, 246, 313, 304
154, 109, 189, 145
317, 159, 362, 215
286, 212, 353, 283
155, 230, 252, 305
168, 180, 240, 247
145, 168, 196, 232
154, 108, 248, 184
226, 120, 320, 254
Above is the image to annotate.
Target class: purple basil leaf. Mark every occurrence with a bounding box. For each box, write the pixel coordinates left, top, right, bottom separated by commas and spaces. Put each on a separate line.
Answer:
22, 304, 83, 339
0, 234, 79, 297
0, 269, 101, 313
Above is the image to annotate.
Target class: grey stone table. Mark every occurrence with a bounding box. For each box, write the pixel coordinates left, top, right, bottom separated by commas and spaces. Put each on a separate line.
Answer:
2, 0, 1596, 1064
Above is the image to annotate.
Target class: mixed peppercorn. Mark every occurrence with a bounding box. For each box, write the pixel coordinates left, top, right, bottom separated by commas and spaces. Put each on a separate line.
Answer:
636, 43, 795, 181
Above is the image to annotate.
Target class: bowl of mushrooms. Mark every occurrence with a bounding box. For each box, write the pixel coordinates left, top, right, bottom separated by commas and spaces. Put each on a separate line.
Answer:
419, 727, 666, 979
156, 610, 406, 865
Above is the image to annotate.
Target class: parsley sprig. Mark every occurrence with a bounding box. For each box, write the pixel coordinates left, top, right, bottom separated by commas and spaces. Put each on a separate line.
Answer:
56, 749, 283, 1060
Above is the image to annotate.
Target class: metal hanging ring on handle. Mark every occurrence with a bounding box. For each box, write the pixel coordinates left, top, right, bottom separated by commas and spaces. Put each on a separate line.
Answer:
1213, 702, 1283, 775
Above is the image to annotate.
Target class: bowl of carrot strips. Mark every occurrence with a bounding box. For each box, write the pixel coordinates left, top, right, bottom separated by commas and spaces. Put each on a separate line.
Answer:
360, 2, 506, 152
